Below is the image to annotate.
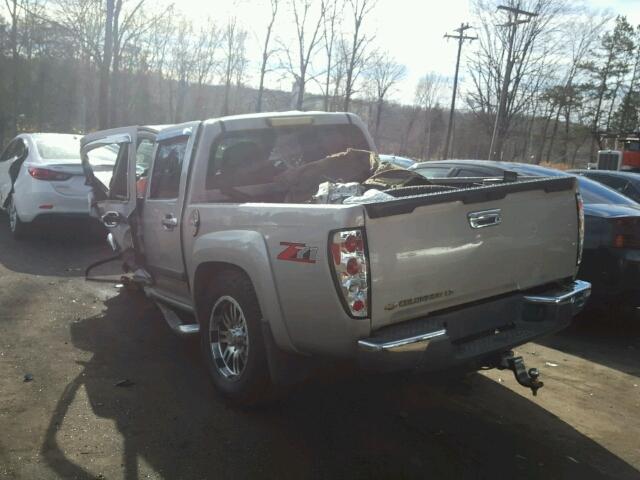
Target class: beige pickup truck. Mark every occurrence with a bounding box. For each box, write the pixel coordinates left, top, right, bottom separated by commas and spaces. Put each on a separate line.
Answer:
82, 111, 590, 405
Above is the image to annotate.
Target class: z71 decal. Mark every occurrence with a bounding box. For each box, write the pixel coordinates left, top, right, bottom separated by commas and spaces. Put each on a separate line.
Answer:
277, 242, 319, 264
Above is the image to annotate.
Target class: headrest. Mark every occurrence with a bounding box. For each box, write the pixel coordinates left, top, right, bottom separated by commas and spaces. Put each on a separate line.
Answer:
221, 141, 263, 170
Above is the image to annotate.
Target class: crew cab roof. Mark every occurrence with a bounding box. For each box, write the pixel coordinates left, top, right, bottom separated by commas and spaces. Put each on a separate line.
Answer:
202, 110, 357, 127
81, 125, 173, 147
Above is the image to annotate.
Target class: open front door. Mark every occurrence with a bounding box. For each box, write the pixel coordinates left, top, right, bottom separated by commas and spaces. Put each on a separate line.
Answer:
81, 127, 141, 257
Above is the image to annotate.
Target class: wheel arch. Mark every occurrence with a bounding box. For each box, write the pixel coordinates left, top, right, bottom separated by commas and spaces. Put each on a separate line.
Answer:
193, 262, 247, 320
190, 230, 296, 353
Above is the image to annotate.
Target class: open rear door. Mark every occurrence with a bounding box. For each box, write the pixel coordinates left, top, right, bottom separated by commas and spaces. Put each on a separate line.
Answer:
81, 127, 140, 256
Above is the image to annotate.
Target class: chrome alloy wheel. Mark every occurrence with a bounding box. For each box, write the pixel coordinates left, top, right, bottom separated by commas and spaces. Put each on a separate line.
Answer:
209, 296, 250, 380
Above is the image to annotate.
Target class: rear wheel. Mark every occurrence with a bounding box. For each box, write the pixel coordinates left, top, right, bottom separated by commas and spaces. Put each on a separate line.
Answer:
200, 270, 272, 406
8, 195, 28, 239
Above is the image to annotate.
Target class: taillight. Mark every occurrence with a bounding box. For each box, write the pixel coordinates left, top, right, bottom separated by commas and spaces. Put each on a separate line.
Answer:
28, 166, 72, 181
576, 192, 584, 266
329, 228, 370, 318
611, 217, 640, 249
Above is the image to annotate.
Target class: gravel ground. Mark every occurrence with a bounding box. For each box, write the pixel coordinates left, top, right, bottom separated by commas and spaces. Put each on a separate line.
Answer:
0, 218, 639, 479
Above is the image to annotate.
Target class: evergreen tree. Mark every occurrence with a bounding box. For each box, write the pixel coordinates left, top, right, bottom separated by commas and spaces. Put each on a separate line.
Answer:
579, 16, 635, 136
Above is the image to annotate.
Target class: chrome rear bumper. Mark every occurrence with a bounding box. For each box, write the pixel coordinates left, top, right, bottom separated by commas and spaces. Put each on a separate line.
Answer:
357, 281, 591, 370
523, 279, 591, 310
358, 329, 447, 353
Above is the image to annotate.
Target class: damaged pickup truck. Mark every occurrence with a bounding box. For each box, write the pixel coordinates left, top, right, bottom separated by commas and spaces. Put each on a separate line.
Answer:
82, 111, 591, 405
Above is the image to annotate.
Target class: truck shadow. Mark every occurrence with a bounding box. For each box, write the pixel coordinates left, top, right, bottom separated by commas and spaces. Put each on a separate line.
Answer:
537, 312, 640, 378
0, 213, 111, 277
41, 292, 639, 480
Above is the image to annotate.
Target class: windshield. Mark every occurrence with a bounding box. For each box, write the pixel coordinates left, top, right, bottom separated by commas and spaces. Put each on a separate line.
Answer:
509, 164, 564, 177
577, 176, 638, 206
509, 164, 637, 206
411, 165, 452, 178
35, 134, 81, 161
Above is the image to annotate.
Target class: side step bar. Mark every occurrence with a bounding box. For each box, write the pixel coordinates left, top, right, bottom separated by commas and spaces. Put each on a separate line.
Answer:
154, 300, 200, 337
145, 287, 195, 313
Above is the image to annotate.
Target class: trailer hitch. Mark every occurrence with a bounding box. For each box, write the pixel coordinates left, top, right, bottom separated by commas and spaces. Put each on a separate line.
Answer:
497, 351, 543, 396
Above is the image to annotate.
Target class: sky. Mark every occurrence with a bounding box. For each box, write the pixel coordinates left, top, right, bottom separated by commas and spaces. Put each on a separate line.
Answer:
177, 0, 639, 105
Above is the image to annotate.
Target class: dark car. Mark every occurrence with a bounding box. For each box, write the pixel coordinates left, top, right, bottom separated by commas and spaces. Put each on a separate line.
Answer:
569, 169, 640, 204
410, 160, 640, 309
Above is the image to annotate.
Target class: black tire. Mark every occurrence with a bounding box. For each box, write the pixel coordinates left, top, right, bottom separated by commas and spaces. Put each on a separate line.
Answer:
8, 195, 28, 240
200, 270, 273, 406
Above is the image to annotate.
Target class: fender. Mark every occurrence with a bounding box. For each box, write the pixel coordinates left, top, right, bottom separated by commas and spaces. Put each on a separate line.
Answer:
189, 229, 297, 353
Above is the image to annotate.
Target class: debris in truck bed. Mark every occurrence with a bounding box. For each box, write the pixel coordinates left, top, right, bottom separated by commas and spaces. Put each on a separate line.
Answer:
363, 166, 433, 190
343, 189, 395, 204
275, 148, 377, 202
313, 181, 364, 204
312, 182, 395, 205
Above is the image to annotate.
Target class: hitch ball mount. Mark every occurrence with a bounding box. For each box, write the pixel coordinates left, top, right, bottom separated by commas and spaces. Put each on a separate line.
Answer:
497, 351, 543, 396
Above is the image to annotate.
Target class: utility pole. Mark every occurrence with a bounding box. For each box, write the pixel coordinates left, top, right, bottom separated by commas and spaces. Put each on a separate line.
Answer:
488, 4, 537, 160
443, 23, 476, 160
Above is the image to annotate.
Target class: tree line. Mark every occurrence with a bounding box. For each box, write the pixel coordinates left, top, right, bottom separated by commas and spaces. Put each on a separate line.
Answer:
0, 0, 638, 166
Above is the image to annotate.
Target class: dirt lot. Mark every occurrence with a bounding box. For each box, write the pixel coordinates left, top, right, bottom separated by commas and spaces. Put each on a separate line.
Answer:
0, 219, 639, 480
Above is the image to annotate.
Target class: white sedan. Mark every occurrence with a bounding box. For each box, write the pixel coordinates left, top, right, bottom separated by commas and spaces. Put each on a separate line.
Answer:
0, 133, 90, 238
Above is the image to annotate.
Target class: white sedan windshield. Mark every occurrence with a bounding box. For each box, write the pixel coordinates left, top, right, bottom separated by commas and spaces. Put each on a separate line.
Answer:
35, 135, 81, 161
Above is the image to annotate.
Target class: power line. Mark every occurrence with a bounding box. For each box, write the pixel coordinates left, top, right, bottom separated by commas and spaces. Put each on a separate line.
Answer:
443, 23, 476, 160
488, 4, 537, 161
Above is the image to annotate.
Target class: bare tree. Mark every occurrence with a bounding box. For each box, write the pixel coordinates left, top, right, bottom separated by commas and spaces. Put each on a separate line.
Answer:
0, 0, 622, 171
192, 22, 221, 88
191, 20, 221, 118
367, 51, 405, 144
141, 13, 175, 122
50, 0, 108, 69
167, 18, 196, 122
281, 0, 325, 110
256, 0, 278, 112
220, 18, 247, 116
329, 36, 348, 110
109, 0, 170, 126
415, 73, 446, 159
4, 0, 20, 134
321, 0, 342, 111
47, 0, 165, 128
467, 0, 568, 160
99, 0, 114, 129
342, 0, 375, 111
547, 12, 606, 163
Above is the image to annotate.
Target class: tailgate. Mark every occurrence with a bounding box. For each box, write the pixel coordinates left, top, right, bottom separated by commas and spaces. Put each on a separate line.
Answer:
364, 177, 579, 329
